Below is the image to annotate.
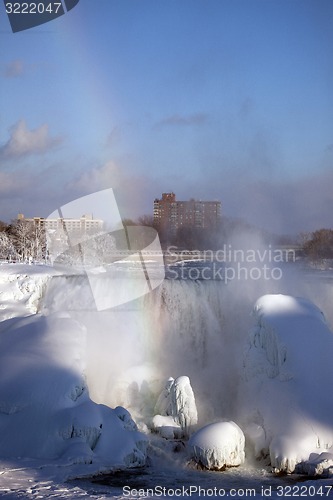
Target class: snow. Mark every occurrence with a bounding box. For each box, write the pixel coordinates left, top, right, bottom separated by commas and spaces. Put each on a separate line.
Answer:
298, 451, 333, 477
0, 266, 148, 471
189, 421, 245, 470
1, 265, 333, 497
170, 376, 198, 436
241, 293, 333, 473
151, 415, 182, 439
0, 264, 58, 319
152, 376, 198, 438
154, 377, 175, 416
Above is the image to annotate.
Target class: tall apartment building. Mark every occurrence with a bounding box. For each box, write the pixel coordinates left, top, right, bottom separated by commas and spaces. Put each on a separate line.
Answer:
153, 193, 221, 234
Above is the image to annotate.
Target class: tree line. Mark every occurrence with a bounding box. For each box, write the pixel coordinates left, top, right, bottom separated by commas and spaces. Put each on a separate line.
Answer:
0, 219, 115, 265
0, 219, 46, 262
0, 217, 332, 263
299, 229, 333, 260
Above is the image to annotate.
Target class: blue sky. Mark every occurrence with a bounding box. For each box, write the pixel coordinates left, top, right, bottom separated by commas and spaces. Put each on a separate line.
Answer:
0, 0, 332, 235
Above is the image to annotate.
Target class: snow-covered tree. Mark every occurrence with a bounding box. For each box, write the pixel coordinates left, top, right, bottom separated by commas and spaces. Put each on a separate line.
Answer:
0, 231, 17, 261
9, 220, 46, 263
50, 230, 116, 267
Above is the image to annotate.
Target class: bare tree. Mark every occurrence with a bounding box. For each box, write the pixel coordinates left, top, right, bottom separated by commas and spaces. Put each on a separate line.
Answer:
302, 229, 333, 260
9, 220, 46, 263
0, 232, 17, 261
46, 226, 69, 265
50, 229, 116, 267
0, 220, 8, 233
137, 215, 155, 227
122, 218, 137, 227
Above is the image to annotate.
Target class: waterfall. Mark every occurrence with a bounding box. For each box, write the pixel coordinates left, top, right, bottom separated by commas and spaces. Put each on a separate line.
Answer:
41, 268, 333, 432
42, 275, 253, 425
3, 264, 333, 473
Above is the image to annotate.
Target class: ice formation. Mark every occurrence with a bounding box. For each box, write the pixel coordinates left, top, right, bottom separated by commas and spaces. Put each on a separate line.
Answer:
151, 415, 182, 439
170, 376, 198, 435
241, 294, 333, 473
0, 266, 147, 468
1, 264, 333, 483
152, 376, 198, 438
189, 421, 245, 470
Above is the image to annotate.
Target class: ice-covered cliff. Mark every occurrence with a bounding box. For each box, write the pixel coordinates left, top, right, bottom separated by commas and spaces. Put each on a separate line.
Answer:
0, 265, 147, 468
240, 294, 333, 473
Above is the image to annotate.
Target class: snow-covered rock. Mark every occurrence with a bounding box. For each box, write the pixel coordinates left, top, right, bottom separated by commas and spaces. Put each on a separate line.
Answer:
297, 452, 333, 477
189, 421, 245, 470
114, 406, 138, 431
151, 415, 182, 439
153, 375, 198, 438
240, 294, 333, 473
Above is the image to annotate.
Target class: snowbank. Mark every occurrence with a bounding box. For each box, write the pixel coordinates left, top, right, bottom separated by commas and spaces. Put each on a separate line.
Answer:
189, 421, 245, 470
0, 263, 58, 318
0, 268, 147, 468
241, 294, 333, 473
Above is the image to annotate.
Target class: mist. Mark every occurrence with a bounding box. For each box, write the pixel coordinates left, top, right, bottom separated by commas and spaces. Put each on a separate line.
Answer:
0, 223, 332, 488
41, 227, 333, 435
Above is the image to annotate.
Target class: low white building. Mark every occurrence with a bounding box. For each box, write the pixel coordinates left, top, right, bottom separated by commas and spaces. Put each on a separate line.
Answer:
17, 213, 104, 235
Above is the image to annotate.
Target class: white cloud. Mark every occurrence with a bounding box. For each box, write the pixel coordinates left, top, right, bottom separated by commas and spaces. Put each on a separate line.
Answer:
70, 161, 123, 192
0, 120, 63, 159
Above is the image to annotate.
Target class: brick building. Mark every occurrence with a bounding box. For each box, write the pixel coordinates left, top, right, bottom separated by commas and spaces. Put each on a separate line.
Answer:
153, 193, 221, 235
